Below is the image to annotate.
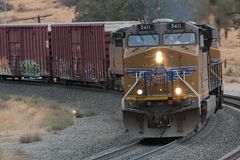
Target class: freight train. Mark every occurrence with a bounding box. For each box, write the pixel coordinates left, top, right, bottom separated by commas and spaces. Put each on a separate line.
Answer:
119, 19, 223, 137
0, 21, 139, 87
0, 20, 223, 138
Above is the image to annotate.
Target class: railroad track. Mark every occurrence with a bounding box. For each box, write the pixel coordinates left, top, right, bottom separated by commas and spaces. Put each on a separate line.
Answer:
0, 79, 123, 96
85, 138, 179, 160
223, 94, 240, 110
86, 95, 240, 160
1, 80, 240, 160
219, 94, 240, 160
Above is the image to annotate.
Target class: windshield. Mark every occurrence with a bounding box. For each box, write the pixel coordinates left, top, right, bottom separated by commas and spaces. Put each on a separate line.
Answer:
163, 33, 196, 45
128, 34, 159, 47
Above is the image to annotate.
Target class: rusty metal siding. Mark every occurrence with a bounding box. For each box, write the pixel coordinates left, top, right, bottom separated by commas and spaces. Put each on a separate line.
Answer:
0, 25, 50, 77
0, 27, 10, 75
51, 24, 107, 82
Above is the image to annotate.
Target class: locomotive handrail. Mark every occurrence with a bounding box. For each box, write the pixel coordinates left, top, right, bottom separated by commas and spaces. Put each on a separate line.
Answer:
122, 70, 202, 112
175, 71, 201, 112
122, 72, 145, 110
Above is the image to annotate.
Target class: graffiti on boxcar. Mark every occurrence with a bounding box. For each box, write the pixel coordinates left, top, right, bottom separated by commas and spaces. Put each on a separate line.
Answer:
20, 60, 40, 77
57, 59, 71, 79
84, 63, 95, 80
0, 58, 12, 75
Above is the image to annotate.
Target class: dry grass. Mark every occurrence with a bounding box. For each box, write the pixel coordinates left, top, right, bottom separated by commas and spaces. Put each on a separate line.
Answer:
1, 149, 30, 160
0, 92, 77, 159
0, 92, 96, 145
19, 133, 42, 143
221, 29, 240, 83
0, 92, 10, 101
0, 148, 3, 160
2, 0, 75, 23
0, 93, 74, 143
224, 67, 236, 77
45, 109, 74, 131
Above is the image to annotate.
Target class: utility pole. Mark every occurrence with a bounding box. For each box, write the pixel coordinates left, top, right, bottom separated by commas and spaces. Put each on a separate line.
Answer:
7, 14, 52, 23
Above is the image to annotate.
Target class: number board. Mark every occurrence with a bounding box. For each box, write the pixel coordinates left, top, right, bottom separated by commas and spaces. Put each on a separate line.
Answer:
137, 24, 154, 31
168, 23, 185, 30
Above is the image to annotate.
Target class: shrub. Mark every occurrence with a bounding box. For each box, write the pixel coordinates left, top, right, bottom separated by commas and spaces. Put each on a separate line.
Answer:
73, 109, 96, 118
224, 67, 235, 76
0, 92, 10, 101
24, 95, 41, 107
58, 0, 79, 7
19, 133, 42, 143
229, 78, 239, 83
46, 111, 74, 131
0, 103, 7, 110
16, 4, 28, 12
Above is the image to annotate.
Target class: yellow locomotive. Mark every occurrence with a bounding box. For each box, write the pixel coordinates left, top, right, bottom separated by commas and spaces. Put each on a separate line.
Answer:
117, 20, 223, 138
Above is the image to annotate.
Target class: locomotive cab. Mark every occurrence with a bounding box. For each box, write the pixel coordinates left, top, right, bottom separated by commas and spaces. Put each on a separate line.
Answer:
121, 21, 223, 138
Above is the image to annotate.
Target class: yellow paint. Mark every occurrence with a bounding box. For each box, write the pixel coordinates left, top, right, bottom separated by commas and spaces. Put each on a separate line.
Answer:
125, 94, 197, 101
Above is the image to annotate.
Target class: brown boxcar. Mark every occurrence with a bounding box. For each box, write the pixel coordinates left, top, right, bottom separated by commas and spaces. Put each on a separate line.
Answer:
0, 24, 50, 78
51, 24, 107, 83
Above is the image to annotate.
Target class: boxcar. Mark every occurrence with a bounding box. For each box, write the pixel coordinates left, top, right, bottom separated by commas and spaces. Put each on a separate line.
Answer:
0, 21, 140, 86
51, 24, 108, 85
0, 24, 50, 79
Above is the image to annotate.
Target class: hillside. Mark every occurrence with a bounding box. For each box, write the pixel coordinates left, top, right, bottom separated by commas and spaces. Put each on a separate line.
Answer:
1, 1, 240, 83
221, 29, 240, 83
2, 0, 75, 23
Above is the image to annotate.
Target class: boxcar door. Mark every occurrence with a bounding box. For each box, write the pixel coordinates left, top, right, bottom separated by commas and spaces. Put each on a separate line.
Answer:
71, 29, 82, 79
8, 29, 22, 76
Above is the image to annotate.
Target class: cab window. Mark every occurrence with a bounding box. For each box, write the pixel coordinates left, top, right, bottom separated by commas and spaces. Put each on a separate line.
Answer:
163, 33, 196, 45
128, 34, 160, 47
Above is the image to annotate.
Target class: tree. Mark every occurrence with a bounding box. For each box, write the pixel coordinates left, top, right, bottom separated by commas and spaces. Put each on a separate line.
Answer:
59, 0, 79, 6
213, 0, 240, 38
232, 18, 240, 39
74, 0, 211, 22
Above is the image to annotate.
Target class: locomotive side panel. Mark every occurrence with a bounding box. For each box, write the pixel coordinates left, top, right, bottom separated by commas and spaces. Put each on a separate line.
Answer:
109, 44, 124, 76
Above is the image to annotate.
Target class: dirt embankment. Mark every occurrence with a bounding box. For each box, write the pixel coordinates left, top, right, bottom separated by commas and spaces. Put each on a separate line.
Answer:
221, 29, 240, 83
0, 93, 74, 160
2, 0, 75, 23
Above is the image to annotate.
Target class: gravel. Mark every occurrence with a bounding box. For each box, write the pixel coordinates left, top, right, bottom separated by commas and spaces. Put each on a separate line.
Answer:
0, 82, 239, 160
0, 82, 133, 160
151, 107, 240, 160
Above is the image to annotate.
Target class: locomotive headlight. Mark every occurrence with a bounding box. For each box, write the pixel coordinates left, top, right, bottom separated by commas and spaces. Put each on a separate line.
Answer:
156, 51, 163, 64
175, 87, 182, 95
137, 89, 143, 96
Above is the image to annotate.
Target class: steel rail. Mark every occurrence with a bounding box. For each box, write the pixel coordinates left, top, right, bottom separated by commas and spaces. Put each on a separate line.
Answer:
219, 94, 240, 160
0, 79, 123, 96
223, 94, 240, 110
86, 139, 179, 160
86, 139, 141, 160
129, 139, 179, 160
218, 146, 240, 160
1, 80, 239, 160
